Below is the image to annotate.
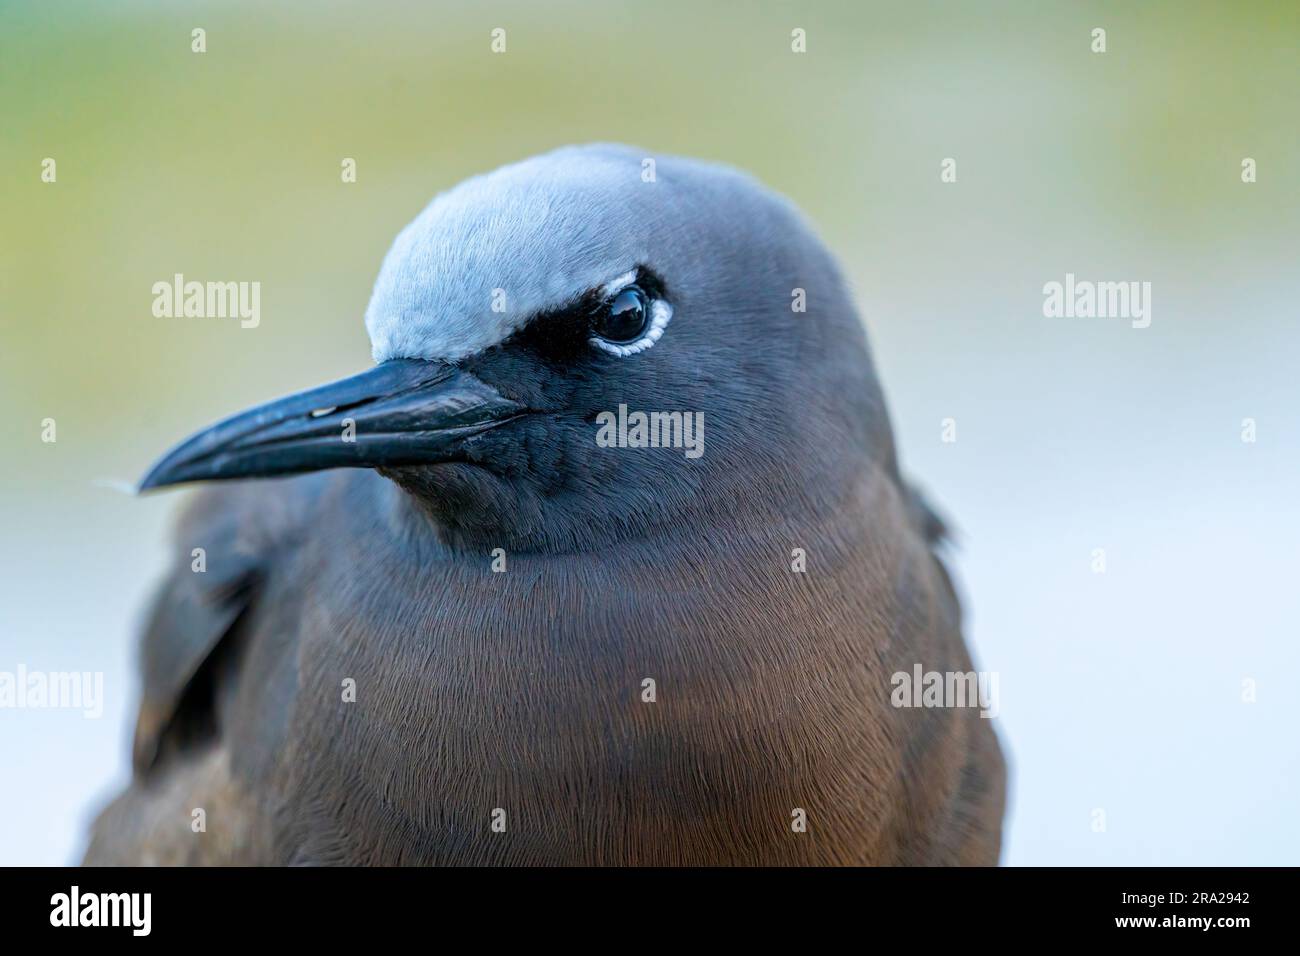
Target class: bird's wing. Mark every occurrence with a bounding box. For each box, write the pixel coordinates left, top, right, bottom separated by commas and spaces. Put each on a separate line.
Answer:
905, 480, 964, 614
84, 477, 327, 865
897, 479, 1006, 864
129, 477, 319, 774
903, 481, 952, 551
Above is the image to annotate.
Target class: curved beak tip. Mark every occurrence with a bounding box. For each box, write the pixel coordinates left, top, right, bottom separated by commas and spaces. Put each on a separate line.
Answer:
135, 472, 166, 494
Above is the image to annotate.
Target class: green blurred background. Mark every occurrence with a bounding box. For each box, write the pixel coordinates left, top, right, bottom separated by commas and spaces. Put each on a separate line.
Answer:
2, 0, 1297, 864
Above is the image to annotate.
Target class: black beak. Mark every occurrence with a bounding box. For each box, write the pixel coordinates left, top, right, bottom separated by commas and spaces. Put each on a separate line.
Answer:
139, 359, 524, 491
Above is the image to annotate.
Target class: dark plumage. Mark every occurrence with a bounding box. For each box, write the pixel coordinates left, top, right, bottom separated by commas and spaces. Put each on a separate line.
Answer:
84, 145, 1005, 865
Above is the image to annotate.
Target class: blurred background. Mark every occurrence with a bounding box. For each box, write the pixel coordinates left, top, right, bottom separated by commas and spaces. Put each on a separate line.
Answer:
2, 0, 1296, 865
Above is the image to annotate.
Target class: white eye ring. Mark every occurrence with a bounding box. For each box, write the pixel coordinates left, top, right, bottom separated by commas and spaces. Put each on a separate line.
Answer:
590, 299, 672, 356
589, 270, 672, 357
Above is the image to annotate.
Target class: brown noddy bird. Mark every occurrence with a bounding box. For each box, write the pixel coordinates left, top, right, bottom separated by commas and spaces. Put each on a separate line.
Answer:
84, 144, 1006, 865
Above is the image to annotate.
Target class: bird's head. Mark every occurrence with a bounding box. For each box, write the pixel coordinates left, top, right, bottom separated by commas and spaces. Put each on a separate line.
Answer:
142, 144, 897, 551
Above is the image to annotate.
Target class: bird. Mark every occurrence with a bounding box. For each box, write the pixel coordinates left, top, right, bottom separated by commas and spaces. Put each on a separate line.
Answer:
83, 143, 1006, 866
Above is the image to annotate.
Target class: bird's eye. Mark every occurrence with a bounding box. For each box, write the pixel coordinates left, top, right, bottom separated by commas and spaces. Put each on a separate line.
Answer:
596, 287, 649, 343
590, 283, 672, 356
